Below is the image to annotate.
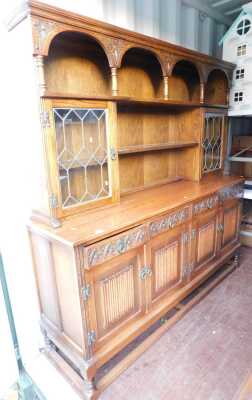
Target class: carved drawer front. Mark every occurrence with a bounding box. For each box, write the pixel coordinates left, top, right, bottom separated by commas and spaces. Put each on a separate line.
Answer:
148, 206, 190, 238
222, 203, 240, 247
79, 225, 147, 269
85, 248, 145, 350
219, 183, 244, 203
193, 194, 219, 216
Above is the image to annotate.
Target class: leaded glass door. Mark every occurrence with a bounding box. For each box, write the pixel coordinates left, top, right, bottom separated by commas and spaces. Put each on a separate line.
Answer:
44, 99, 119, 218
202, 112, 226, 174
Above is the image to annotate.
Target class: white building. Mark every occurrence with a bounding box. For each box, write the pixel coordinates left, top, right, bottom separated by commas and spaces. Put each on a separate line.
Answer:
221, 2, 252, 116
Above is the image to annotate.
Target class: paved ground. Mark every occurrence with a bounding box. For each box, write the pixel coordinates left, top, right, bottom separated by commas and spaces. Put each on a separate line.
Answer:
101, 247, 252, 400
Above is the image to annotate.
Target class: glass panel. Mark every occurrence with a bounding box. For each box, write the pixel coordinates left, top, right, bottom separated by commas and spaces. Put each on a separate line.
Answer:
202, 114, 223, 174
53, 107, 111, 208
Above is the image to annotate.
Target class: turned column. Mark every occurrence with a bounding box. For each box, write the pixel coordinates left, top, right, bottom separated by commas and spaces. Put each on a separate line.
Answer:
200, 82, 205, 104
163, 76, 169, 100
35, 55, 47, 95
226, 89, 230, 106
111, 67, 119, 96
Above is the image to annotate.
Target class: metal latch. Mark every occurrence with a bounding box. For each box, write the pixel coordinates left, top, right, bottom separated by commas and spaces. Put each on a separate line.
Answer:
82, 284, 91, 302
49, 193, 58, 209
40, 110, 51, 129
140, 266, 152, 280
87, 331, 96, 347
110, 147, 117, 161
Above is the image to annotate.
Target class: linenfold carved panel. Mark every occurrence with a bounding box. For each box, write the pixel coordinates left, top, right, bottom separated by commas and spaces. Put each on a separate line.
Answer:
80, 226, 147, 269
97, 264, 135, 332
149, 207, 190, 238
153, 242, 180, 294
197, 222, 215, 265
223, 206, 238, 245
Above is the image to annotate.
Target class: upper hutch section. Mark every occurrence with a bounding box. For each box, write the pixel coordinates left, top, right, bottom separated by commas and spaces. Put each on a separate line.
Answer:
7, 1, 235, 223
8, 1, 234, 105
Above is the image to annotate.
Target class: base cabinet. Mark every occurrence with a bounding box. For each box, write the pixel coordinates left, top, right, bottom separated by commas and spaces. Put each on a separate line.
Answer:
146, 223, 189, 310
85, 247, 145, 353
29, 181, 243, 398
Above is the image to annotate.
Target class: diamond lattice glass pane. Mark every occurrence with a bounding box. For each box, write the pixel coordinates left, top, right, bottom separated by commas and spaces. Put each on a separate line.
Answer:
53, 107, 110, 208
202, 115, 223, 173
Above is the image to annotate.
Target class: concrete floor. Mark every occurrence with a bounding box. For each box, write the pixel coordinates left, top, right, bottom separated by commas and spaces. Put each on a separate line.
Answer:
101, 247, 252, 400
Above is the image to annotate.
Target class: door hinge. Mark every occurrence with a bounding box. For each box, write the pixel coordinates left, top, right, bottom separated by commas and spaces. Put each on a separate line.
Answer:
110, 147, 117, 161
49, 193, 58, 209
191, 228, 196, 240
40, 110, 51, 129
82, 284, 91, 302
182, 232, 190, 244
139, 266, 152, 280
87, 331, 96, 347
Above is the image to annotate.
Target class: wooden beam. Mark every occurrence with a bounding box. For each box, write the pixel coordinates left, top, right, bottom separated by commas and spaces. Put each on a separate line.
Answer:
212, 0, 234, 8
225, 6, 242, 15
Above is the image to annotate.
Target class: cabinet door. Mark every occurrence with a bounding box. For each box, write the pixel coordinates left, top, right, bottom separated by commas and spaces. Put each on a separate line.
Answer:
44, 98, 119, 219
221, 200, 241, 250
146, 224, 189, 310
191, 209, 218, 275
201, 111, 227, 176
85, 247, 145, 351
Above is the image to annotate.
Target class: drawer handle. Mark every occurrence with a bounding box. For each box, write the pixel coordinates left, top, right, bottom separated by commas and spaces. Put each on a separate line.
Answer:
140, 266, 152, 280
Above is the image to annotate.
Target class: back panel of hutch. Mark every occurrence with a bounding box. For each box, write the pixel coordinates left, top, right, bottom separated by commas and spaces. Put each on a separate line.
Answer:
7, 2, 244, 398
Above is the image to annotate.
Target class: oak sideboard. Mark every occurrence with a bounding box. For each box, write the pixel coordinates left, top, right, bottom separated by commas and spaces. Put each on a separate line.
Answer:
7, 1, 244, 398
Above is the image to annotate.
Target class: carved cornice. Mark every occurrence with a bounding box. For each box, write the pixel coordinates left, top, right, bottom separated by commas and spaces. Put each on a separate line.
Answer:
10, 1, 234, 75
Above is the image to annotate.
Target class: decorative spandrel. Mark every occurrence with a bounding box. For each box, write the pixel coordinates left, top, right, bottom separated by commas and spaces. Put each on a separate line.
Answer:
53, 108, 110, 208
202, 114, 223, 173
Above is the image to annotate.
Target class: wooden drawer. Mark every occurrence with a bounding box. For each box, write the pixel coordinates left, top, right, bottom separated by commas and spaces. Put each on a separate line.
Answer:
219, 183, 244, 204
193, 194, 219, 216
78, 225, 148, 269
148, 206, 191, 238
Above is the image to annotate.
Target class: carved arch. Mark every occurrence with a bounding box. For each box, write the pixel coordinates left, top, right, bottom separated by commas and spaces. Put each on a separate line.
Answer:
32, 17, 112, 67
170, 58, 204, 83
205, 66, 231, 87
119, 46, 164, 74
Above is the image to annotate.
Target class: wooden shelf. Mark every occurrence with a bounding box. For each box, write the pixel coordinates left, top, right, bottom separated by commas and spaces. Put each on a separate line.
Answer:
118, 142, 198, 155
121, 176, 183, 196
42, 92, 229, 109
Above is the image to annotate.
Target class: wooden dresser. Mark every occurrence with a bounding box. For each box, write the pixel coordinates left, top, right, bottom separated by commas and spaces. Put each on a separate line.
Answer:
8, 1, 244, 398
